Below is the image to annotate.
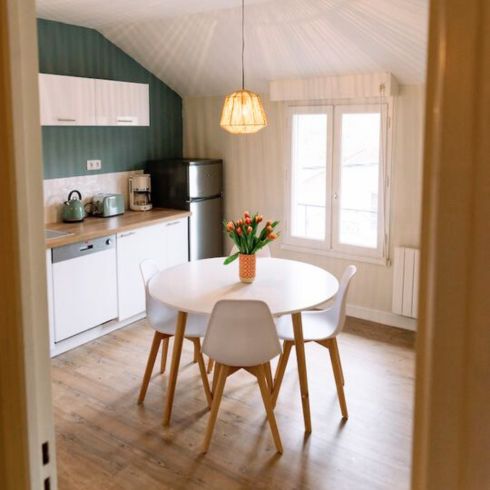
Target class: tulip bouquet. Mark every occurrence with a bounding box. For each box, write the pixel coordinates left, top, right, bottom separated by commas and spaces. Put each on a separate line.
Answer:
223, 211, 279, 265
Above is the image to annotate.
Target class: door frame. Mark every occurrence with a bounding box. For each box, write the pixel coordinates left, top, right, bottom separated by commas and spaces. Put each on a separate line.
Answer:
0, 0, 57, 488
412, 0, 490, 488
0, 0, 31, 486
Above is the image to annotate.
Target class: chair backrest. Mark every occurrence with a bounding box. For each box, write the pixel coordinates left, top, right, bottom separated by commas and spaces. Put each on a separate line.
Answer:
230, 244, 271, 257
329, 265, 357, 336
140, 259, 160, 287
140, 259, 176, 327
202, 300, 281, 367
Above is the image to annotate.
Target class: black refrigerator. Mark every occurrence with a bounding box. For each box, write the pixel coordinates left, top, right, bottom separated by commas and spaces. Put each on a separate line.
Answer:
146, 159, 223, 261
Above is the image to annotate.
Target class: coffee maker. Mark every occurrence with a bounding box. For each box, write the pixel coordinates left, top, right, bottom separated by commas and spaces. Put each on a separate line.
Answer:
129, 174, 152, 211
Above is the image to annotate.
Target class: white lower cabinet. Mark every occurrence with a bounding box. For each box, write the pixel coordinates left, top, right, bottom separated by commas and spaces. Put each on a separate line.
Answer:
163, 218, 189, 268
46, 249, 55, 353
116, 218, 189, 321
46, 217, 189, 355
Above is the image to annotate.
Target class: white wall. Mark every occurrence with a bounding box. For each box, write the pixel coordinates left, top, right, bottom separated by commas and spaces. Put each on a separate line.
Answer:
183, 85, 425, 327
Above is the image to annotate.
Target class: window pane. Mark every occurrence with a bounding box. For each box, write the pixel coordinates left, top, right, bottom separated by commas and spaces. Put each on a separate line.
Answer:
339, 112, 381, 248
291, 113, 327, 240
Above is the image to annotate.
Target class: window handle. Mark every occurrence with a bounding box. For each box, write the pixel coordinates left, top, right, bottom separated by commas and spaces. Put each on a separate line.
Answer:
333, 192, 338, 200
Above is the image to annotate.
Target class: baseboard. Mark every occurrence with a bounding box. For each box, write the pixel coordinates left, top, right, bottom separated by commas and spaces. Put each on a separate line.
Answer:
50, 312, 146, 357
346, 304, 417, 331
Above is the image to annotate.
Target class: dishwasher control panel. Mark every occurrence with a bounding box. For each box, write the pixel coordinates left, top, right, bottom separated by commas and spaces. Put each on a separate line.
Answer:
52, 234, 116, 263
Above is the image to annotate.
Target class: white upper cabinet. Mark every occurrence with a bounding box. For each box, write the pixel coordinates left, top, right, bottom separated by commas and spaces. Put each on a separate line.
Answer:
39, 74, 97, 126
39, 74, 150, 127
95, 79, 149, 126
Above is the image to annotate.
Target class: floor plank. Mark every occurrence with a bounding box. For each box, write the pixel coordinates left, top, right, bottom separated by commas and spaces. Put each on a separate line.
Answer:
51, 317, 415, 490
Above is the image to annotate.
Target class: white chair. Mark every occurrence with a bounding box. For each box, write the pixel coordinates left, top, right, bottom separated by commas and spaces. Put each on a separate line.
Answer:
206, 244, 272, 375
273, 265, 357, 419
230, 244, 272, 257
201, 300, 283, 454
138, 259, 212, 408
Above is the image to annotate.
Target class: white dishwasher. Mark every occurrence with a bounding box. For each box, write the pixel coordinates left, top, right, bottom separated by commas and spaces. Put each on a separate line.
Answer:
52, 235, 118, 342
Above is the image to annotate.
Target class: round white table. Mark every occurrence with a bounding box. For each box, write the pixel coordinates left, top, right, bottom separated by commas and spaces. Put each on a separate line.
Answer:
149, 257, 339, 431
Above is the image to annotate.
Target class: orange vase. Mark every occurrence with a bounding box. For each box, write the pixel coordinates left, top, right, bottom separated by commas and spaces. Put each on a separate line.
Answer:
239, 253, 256, 283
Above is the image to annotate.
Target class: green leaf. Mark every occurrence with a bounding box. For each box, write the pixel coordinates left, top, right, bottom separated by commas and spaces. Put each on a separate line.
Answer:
223, 252, 239, 265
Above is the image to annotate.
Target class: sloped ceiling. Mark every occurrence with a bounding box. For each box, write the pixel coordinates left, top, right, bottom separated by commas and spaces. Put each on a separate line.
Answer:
36, 0, 429, 96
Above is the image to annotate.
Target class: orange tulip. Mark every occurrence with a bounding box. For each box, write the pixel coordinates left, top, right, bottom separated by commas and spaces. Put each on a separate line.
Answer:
236, 227, 243, 235
226, 221, 235, 232
268, 232, 277, 240
237, 219, 243, 226
266, 220, 272, 226
266, 225, 273, 233
255, 215, 263, 223
247, 226, 253, 234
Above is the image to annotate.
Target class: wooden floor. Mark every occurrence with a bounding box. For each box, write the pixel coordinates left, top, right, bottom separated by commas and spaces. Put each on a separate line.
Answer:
51, 317, 415, 490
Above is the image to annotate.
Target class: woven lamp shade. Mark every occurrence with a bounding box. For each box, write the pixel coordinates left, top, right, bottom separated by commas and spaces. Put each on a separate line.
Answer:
220, 89, 267, 134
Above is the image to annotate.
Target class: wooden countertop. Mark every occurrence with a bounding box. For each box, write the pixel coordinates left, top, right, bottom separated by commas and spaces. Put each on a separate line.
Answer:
45, 208, 190, 249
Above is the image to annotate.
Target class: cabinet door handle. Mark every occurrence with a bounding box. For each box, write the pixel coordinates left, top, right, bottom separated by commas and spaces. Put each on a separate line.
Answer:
116, 117, 135, 123
119, 231, 136, 238
166, 221, 180, 227
57, 117, 76, 122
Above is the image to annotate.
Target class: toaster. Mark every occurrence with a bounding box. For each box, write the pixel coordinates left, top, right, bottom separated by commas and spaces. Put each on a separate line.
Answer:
92, 193, 125, 217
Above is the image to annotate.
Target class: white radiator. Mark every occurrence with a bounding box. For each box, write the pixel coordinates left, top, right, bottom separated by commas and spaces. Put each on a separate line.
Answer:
392, 247, 420, 319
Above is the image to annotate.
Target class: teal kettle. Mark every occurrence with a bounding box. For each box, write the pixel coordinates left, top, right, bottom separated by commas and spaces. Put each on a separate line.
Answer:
62, 190, 86, 222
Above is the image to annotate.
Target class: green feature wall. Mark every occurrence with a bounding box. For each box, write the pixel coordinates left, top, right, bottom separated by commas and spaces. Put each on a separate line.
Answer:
38, 19, 182, 179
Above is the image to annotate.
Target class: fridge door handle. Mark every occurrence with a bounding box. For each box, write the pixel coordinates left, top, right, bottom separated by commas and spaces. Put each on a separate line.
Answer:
187, 194, 222, 203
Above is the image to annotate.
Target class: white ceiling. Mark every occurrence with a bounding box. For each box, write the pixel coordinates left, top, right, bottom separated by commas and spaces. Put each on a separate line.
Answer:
36, 0, 429, 97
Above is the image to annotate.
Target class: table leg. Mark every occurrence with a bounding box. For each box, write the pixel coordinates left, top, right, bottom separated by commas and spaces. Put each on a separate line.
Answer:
162, 311, 187, 426
292, 312, 312, 433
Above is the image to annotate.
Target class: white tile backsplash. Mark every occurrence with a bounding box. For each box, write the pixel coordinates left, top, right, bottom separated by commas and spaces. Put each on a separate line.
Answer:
44, 170, 143, 223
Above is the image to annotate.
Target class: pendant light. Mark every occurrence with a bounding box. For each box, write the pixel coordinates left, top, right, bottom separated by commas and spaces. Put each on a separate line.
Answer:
220, 0, 267, 134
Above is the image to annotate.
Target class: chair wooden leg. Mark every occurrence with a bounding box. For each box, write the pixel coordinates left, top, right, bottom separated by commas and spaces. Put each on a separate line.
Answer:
160, 337, 169, 374
212, 363, 222, 394
253, 365, 283, 454
192, 339, 213, 408
138, 332, 162, 404
328, 338, 348, 419
292, 312, 312, 432
332, 338, 345, 386
163, 311, 187, 426
264, 362, 273, 393
207, 358, 214, 374
193, 342, 198, 363
202, 364, 229, 453
272, 341, 293, 407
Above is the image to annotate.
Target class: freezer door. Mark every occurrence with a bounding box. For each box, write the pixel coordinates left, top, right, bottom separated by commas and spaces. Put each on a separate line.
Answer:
189, 197, 223, 260
188, 161, 222, 199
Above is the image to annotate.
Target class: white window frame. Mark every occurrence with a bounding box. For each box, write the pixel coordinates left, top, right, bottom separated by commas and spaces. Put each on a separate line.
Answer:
283, 99, 393, 265
285, 105, 333, 250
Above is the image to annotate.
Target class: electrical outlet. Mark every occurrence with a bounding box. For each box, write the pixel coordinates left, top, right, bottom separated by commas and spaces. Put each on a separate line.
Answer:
87, 159, 101, 170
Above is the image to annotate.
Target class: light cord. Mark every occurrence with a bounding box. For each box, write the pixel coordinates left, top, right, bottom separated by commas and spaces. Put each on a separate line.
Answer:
242, 0, 245, 90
